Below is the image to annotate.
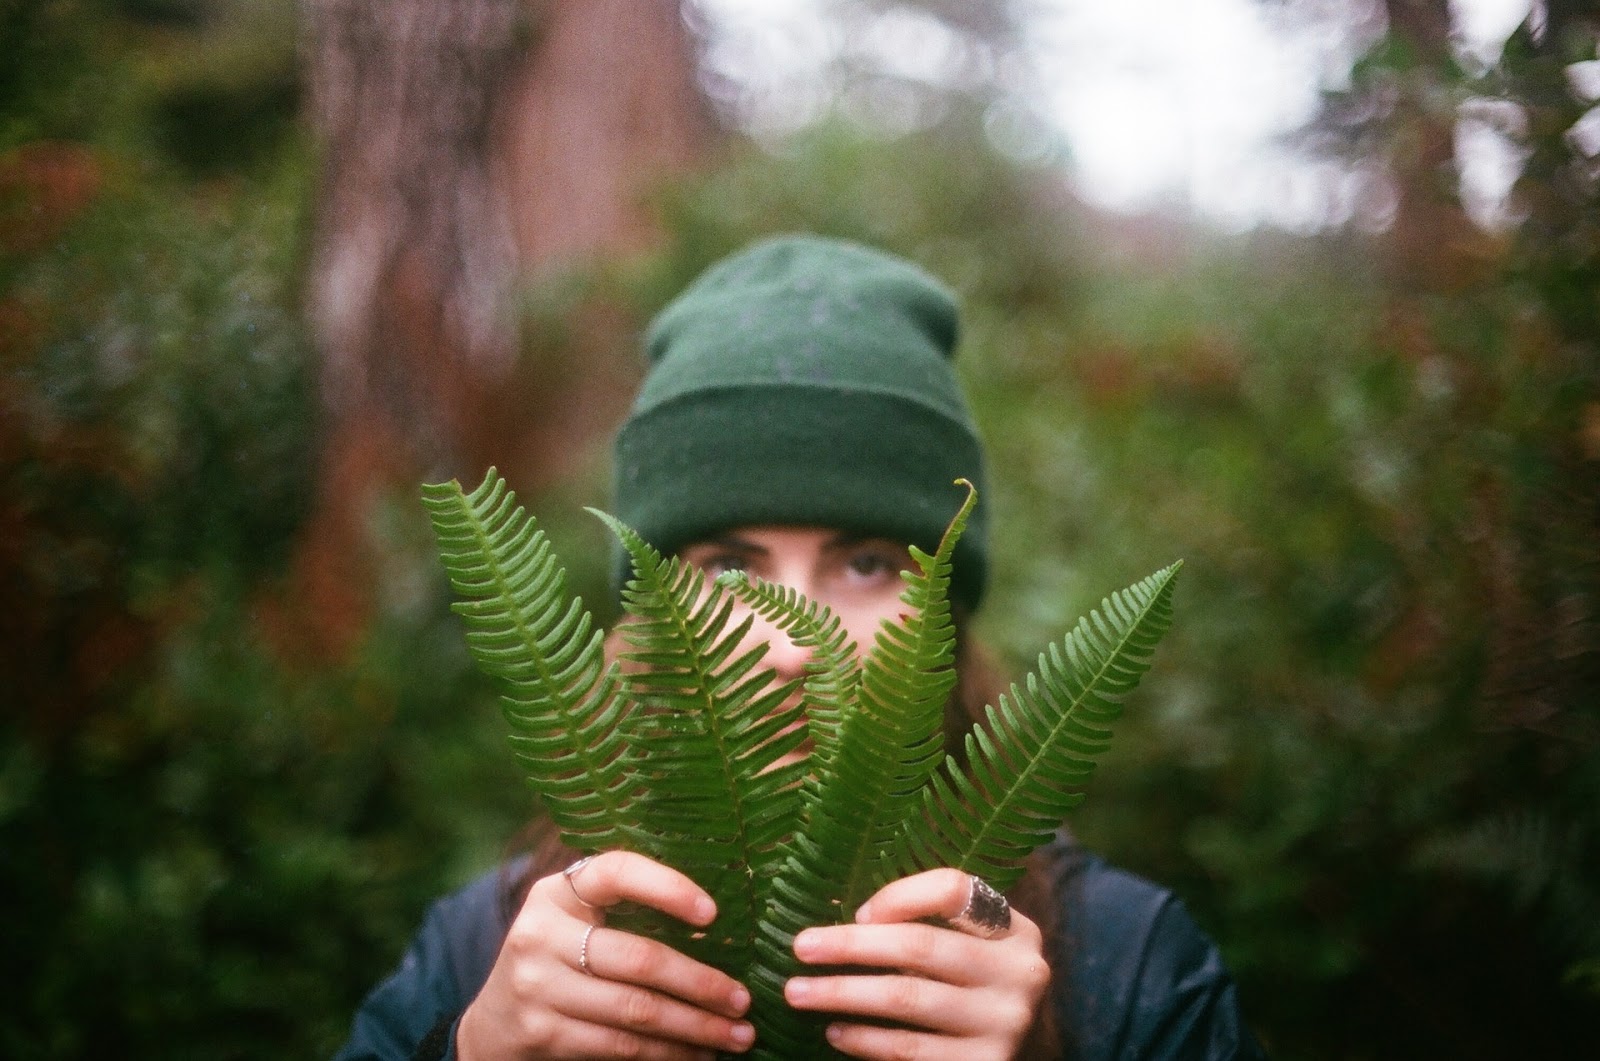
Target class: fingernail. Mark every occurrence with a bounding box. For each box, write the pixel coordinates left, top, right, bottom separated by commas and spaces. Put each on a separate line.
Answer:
729, 1022, 755, 1048
785, 977, 812, 1003
694, 896, 716, 925
854, 901, 874, 923
792, 930, 817, 959
826, 1024, 844, 1045
729, 984, 751, 1013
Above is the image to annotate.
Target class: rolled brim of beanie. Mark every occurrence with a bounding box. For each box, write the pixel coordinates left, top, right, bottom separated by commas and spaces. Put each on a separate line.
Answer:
613, 385, 989, 611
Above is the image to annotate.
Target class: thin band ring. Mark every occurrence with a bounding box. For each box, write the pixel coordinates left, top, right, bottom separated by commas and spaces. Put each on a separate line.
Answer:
946, 874, 1012, 939
578, 924, 597, 976
562, 855, 601, 909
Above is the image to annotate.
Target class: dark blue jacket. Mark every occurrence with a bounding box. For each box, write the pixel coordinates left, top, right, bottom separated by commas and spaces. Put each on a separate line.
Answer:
335, 838, 1264, 1060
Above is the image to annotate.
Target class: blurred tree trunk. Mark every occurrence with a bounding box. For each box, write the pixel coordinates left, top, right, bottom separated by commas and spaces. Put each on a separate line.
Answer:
304, 0, 523, 465
486, 0, 716, 488
1380, 0, 1478, 288
289, 0, 715, 657
499, 0, 713, 273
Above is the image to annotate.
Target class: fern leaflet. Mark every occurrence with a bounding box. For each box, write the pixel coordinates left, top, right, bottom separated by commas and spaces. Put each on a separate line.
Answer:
894, 562, 1182, 891
419, 469, 633, 850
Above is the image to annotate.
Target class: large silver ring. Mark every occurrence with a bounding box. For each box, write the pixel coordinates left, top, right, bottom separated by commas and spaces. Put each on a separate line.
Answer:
946, 875, 1011, 939
578, 924, 596, 976
563, 855, 601, 909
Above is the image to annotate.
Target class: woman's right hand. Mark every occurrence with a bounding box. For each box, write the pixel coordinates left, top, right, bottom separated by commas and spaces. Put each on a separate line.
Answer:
455, 851, 756, 1060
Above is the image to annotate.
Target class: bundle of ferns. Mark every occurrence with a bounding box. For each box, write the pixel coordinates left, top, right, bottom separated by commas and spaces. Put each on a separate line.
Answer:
422, 468, 1179, 1059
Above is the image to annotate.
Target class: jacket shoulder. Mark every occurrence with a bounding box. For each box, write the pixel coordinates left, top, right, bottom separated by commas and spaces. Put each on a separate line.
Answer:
332, 860, 525, 1061
1044, 837, 1265, 1060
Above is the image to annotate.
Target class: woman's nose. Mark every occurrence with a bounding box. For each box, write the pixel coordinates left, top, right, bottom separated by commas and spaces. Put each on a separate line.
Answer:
742, 604, 814, 681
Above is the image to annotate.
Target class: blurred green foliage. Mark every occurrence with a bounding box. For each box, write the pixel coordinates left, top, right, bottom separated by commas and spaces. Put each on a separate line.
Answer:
2, 2, 1597, 1058
643, 120, 1600, 1056
1, 2, 530, 1054
0, 150, 534, 1051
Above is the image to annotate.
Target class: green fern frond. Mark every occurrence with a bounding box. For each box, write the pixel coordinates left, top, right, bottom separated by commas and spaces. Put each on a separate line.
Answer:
715, 575, 863, 1057
821, 479, 974, 905
593, 512, 807, 976
424, 471, 1180, 1061
894, 562, 1182, 892
419, 469, 633, 851
723, 573, 861, 770
742, 483, 977, 1057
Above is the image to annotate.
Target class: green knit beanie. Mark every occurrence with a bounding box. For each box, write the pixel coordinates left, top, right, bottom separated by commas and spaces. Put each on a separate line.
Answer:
613, 234, 990, 610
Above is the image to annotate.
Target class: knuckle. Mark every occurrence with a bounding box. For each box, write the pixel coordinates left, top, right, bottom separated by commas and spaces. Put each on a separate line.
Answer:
621, 986, 662, 1028
610, 932, 660, 979
604, 1027, 644, 1058
528, 874, 559, 904
1027, 958, 1053, 995
516, 885, 566, 933
902, 926, 940, 965
886, 1027, 925, 1061
888, 977, 926, 1015
510, 957, 553, 998
998, 996, 1033, 1034
498, 923, 534, 959
507, 1005, 561, 1052
498, 927, 545, 972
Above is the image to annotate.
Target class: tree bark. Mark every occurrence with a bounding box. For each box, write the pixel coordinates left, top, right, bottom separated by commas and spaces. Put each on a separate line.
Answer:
499, 0, 715, 275
303, 0, 524, 460
289, 0, 715, 658
1381, 0, 1479, 289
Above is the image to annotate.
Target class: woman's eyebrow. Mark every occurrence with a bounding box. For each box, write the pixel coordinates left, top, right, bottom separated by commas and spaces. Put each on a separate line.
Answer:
823, 532, 905, 551
693, 534, 766, 554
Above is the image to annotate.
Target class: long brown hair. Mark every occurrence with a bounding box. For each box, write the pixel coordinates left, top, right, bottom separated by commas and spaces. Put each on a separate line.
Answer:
506, 614, 1067, 1056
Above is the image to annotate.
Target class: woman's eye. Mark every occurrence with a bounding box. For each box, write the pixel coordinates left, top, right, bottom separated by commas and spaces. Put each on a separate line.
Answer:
844, 548, 905, 580
697, 553, 748, 576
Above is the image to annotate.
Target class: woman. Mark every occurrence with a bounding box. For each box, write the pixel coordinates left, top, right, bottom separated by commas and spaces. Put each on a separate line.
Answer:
335, 235, 1264, 1060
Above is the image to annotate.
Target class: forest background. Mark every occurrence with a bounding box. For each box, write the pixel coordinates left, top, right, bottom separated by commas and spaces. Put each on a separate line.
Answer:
2, 0, 1596, 1057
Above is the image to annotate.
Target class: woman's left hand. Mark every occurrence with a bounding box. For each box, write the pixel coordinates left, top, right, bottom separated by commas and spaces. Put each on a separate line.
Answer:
783, 868, 1050, 1061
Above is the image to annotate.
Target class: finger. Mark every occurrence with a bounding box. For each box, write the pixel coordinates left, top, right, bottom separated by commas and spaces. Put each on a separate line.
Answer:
855, 868, 981, 924
572, 924, 752, 1020
545, 850, 717, 927
784, 972, 980, 1036
857, 870, 1041, 947
551, 971, 757, 1054
793, 921, 1005, 986
821, 1021, 970, 1061
542, 1015, 727, 1061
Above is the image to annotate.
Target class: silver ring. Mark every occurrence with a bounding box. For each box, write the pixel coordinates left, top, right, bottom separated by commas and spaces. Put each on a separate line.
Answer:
578, 924, 596, 976
946, 875, 1011, 939
563, 856, 601, 909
